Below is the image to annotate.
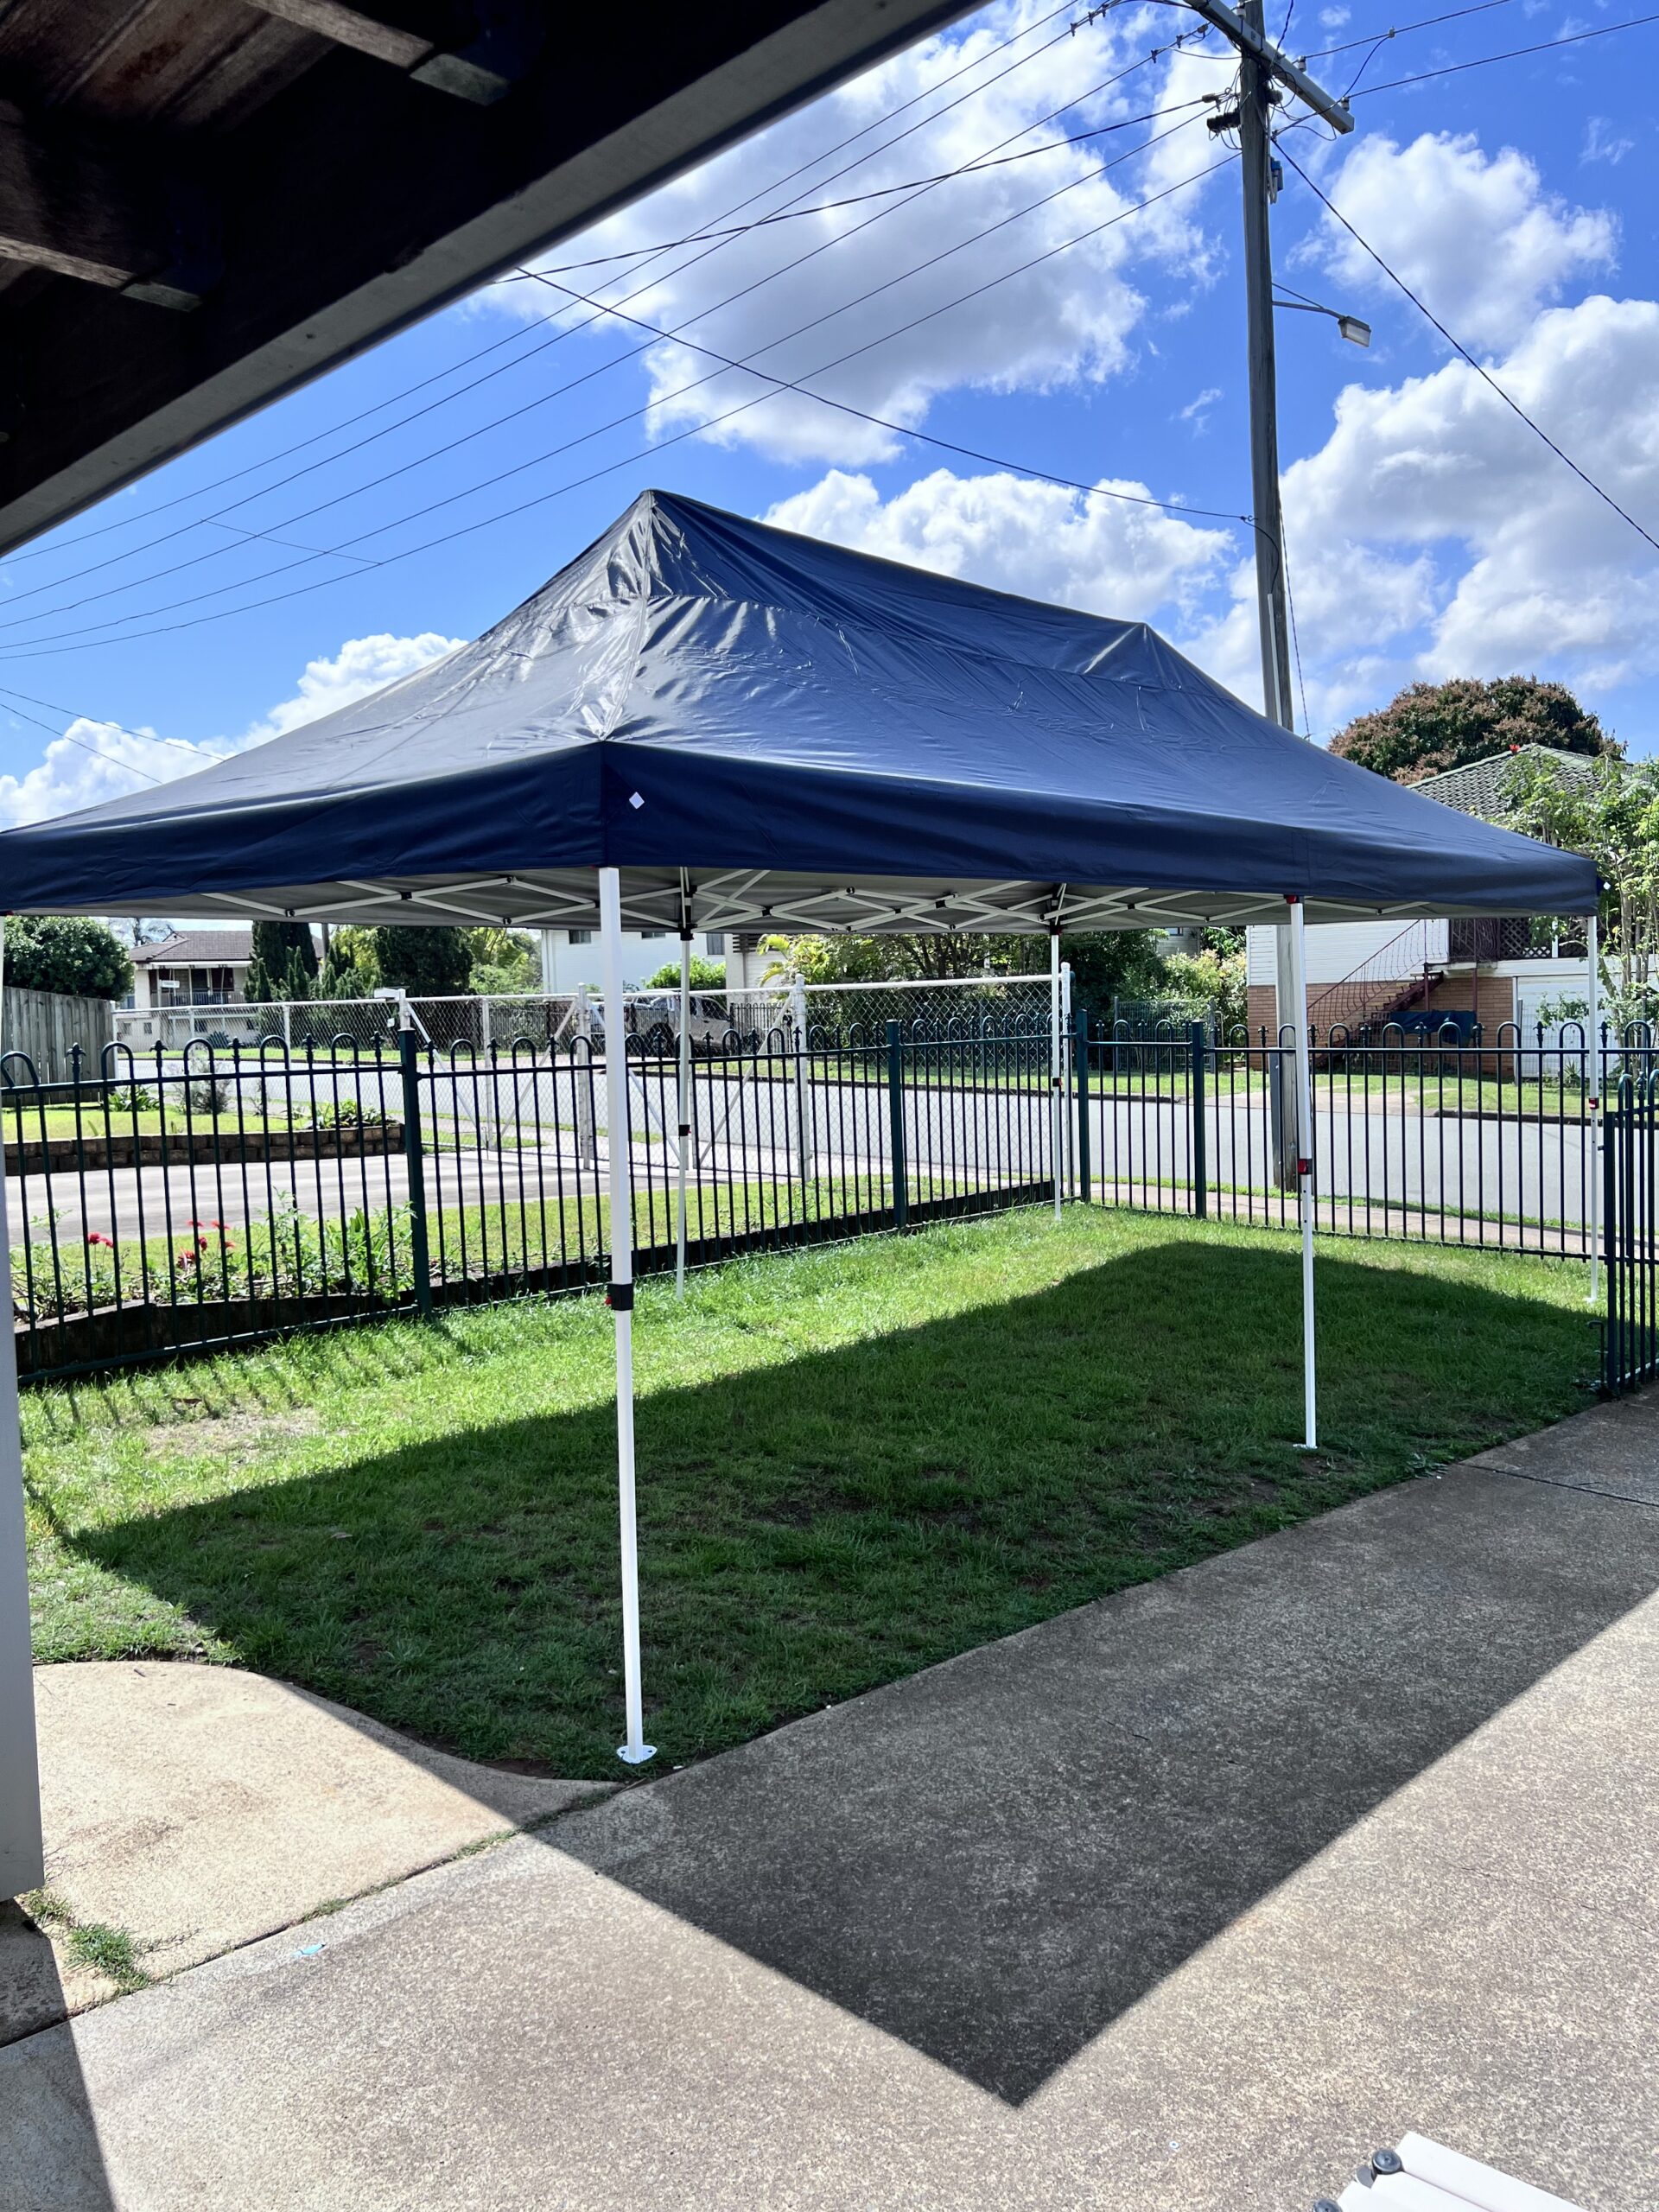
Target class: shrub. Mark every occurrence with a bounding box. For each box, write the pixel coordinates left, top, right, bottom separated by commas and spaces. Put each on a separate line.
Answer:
308, 1097, 386, 1130
642, 954, 726, 992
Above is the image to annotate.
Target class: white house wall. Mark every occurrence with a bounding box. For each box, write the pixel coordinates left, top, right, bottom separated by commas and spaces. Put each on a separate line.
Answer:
1509, 961, 1592, 1043
1245, 918, 1449, 988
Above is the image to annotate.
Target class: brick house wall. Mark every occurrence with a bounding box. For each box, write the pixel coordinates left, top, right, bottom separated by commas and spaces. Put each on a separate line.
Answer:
1247, 973, 1516, 1039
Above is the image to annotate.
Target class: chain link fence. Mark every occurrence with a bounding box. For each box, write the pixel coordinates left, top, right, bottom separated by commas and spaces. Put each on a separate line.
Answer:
117, 976, 1063, 1058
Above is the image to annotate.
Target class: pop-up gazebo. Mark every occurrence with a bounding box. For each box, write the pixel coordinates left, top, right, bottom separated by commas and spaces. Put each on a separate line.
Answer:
0, 490, 1597, 1837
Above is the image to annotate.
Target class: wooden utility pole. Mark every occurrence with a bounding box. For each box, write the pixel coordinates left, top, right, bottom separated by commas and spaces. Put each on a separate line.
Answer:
1187, 0, 1352, 1178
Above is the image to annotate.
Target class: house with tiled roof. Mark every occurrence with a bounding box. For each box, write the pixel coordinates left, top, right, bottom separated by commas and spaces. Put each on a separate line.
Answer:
1245, 745, 1600, 1039
126, 928, 264, 1014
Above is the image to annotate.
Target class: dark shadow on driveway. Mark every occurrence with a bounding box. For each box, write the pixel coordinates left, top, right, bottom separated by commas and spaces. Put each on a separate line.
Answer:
63, 1236, 1642, 2102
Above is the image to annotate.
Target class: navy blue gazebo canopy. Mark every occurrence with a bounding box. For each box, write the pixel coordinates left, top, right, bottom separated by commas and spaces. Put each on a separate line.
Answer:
0, 489, 1596, 931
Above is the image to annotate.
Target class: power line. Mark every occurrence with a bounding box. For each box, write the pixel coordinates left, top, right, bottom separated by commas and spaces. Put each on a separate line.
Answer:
518, 47, 1219, 276
1279, 143, 1659, 559
1, 110, 1219, 646
0, 158, 1240, 663
0, 694, 164, 785
0, 0, 1093, 577
3, 142, 1223, 652
1301, 0, 1516, 61
15, 0, 1629, 638
1350, 8, 1659, 95
0, 683, 203, 756
2, 57, 1200, 631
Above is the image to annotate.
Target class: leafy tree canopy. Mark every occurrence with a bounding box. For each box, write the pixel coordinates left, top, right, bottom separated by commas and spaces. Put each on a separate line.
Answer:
371, 925, 472, 997
1329, 676, 1618, 784
466, 927, 538, 997
4, 916, 133, 1001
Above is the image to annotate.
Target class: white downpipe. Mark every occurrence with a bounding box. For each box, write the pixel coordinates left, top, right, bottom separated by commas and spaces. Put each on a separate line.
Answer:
675, 931, 691, 1299
601, 868, 653, 1767
1586, 912, 1601, 1306
1287, 896, 1318, 1450
0, 933, 44, 1895
1050, 929, 1063, 1221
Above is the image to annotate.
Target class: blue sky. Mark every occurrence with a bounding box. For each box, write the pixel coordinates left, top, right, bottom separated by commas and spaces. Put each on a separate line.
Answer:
0, 0, 1653, 821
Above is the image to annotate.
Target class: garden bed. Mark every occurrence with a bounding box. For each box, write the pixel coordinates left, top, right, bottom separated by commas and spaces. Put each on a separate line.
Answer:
4, 1122, 403, 1172
10, 1178, 1052, 1376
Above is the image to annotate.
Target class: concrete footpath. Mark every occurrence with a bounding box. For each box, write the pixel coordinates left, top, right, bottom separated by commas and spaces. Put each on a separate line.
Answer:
4, 1397, 1659, 2210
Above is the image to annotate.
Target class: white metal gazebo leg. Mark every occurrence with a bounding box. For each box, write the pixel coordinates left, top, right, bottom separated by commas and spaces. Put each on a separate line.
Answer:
676, 930, 691, 1299
0, 936, 43, 1896
601, 868, 653, 1767
1050, 927, 1063, 1222
1287, 895, 1317, 1450
1586, 912, 1600, 1306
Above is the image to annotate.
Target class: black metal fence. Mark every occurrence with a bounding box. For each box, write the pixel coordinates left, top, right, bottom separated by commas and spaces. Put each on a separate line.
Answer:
2, 1010, 1646, 1388
1, 1016, 1058, 1380
1080, 1016, 1610, 1258
1604, 1065, 1659, 1395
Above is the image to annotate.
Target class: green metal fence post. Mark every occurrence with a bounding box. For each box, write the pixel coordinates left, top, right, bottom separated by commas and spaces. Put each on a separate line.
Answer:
1074, 1007, 1090, 1204
399, 1027, 433, 1315
1189, 1019, 1208, 1219
886, 1019, 908, 1230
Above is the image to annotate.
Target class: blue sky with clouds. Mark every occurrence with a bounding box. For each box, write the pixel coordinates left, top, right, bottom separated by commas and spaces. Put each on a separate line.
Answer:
0, 0, 1653, 822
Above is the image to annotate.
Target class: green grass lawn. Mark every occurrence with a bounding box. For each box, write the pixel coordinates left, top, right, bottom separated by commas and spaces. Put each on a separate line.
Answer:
22, 1207, 1599, 1779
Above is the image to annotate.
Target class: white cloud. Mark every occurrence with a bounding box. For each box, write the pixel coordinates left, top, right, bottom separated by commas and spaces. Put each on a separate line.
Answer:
1319, 6, 1351, 24
0, 631, 461, 828
1583, 117, 1634, 168
0, 721, 209, 830
1302, 132, 1615, 354
239, 631, 463, 745
496, 0, 1233, 466
764, 465, 1230, 620
1179, 385, 1223, 429
1184, 293, 1659, 728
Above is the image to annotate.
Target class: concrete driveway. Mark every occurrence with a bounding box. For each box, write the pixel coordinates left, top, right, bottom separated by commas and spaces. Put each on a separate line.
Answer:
3, 1399, 1657, 2210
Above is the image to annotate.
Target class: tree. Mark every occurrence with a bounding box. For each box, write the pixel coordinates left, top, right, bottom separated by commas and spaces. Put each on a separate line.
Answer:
1045, 931, 1169, 1018
3, 916, 132, 1001
1329, 676, 1618, 784
316, 928, 373, 1001
371, 925, 472, 996
245, 919, 318, 1004
1502, 750, 1659, 1027
465, 926, 538, 996
318, 926, 378, 1001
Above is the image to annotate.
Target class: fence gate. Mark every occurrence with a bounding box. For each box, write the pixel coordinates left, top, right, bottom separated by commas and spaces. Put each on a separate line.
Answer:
1604, 1071, 1659, 1394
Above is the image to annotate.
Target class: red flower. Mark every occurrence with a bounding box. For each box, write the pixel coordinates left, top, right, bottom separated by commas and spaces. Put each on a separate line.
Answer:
86, 1231, 112, 1249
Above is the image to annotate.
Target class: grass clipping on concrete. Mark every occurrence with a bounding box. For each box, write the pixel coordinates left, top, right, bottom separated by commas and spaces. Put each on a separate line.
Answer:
24, 1208, 1599, 1779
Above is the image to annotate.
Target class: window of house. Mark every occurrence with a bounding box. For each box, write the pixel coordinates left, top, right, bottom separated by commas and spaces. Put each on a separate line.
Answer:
568, 929, 593, 945
703, 933, 725, 956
